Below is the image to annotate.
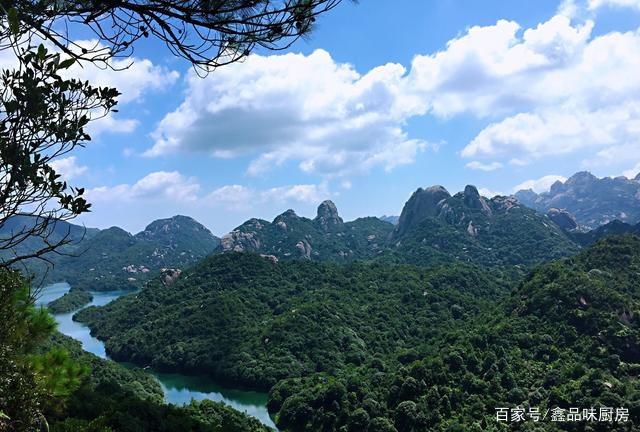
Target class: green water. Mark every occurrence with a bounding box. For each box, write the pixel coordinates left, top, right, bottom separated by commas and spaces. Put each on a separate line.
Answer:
36, 282, 276, 429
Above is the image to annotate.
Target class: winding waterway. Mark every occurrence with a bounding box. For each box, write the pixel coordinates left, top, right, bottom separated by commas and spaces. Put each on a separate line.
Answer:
36, 282, 276, 429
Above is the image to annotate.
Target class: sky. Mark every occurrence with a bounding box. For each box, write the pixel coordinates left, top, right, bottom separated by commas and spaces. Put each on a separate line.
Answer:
39, 0, 640, 236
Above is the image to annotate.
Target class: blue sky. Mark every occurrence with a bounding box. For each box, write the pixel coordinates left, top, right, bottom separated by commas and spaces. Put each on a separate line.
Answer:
51, 0, 640, 235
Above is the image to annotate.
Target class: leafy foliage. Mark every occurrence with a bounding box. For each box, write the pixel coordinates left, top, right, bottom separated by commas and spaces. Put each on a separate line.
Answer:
0, 43, 118, 267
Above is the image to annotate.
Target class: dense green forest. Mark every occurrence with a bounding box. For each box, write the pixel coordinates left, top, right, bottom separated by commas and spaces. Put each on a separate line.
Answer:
76, 253, 509, 390
77, 236, 640, 431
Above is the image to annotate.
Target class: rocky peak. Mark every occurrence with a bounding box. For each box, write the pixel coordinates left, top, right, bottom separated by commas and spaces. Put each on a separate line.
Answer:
635, 172, 640, 181
566, 171, 597, 186
463, 185, 492, 216
314, 200, 343, 230
514, 189, 538, 207
546, 208, 578, 231
549, 180, 565, 195
393, 185, 451, 238
274, 209, 299, 223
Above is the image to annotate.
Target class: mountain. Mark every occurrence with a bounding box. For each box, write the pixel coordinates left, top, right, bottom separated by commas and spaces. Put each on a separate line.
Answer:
218, 200, 394, 261
384, 185, 579, 267
378, 215, 399, 225
571, 219, 640, 246
76, 236, 640, 431
47, 215, 220, 291
0, 215, 98, 262
515, 171, 640, 229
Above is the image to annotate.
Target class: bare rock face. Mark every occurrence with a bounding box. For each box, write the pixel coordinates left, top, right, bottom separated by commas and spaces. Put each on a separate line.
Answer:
295, 240, 312, 258
160, 268, 182, 286
220, 230, 261, 252
394, 185, 451, 238
463, 185, 492, 216
547, 208, 578, 231
467, 221, 478, 236
314, 200, 343, 231
260, 254, 279, 264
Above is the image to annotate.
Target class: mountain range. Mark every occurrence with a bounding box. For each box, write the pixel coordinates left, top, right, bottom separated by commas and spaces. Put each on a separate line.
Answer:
5, 169, 640, 311
515, 171, 640, 229
219, 184, 579, 269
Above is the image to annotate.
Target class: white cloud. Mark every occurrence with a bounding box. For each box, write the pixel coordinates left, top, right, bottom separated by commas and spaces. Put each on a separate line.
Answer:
513, 175, 568, 193
88, 171, 329, 211
87, 171, 200, 202
262, 184, 329, 204
87, 114, 139, 137
64, 40, 180, 105
622, 162, 640, 179
145, 49, 430, 177
465, 161, 503, 171
588, 0, 640, 10
478, 187, 504, 198
50, 156, 87, 181
463, 103, 640, 160
145, 12, 640, 176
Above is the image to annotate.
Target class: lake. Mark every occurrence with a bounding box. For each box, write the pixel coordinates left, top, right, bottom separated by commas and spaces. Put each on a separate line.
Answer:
36, 282, 276, 429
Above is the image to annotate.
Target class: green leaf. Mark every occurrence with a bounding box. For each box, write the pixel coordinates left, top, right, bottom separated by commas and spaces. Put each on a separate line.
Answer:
58, 58, 75, 70
0, 411, 9, 420
7, 8, 19, 36
37, 44, 46, 60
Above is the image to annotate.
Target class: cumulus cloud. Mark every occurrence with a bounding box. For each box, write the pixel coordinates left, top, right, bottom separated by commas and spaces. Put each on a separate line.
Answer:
588, 0, 640, 10
88, 171, 329, 210
463, 103, 640, 160
513, 175, 568, 193
458, 18, 640, 167
465, 161, 503, 171
87, 171, 200, 203
145, 10, 640, 176
64, 40, 180, 105
478, 187, 504, 198
204, 183, 329, 210
0, 39, 179, 137
622, 162, 640, 179
145, 49, 430, 177
50, 156, 88, 181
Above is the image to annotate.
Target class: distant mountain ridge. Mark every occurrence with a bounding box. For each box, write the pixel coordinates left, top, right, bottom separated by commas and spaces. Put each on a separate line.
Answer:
515, 171, 640, 229
219, 200, 394, 261
42, 215, 220, 291
219, 185, 580, 269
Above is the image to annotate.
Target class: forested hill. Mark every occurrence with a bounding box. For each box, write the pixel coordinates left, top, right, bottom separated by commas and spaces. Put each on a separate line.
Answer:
381, 185, 580, 268
45, 215, 220, 291
76, 235, 640, 431
76, 252, 509, 391
218, 186, 580, 269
